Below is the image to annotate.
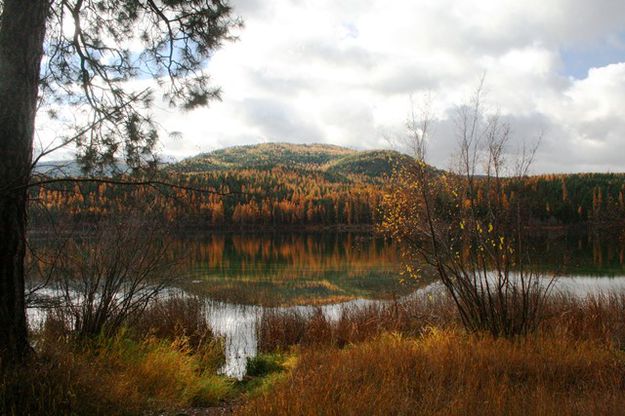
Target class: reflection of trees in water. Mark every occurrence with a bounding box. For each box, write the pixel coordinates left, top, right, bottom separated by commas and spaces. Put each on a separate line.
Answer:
525, 229, 625, 275
29, 230, 625, 308
31, 230, 625, 282
161, 233, 407, 305
168, 233, 401, 278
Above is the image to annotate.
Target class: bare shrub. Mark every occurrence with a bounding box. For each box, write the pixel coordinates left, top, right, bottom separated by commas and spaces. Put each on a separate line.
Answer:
50, 216, 175, 339
382, 85, 554, 337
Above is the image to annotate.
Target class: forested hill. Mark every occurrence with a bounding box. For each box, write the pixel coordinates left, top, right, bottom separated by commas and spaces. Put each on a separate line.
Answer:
162, 143, 412, 226
34, 144, 412, 228
170, 143, 412, 179
32, 143, 625, 228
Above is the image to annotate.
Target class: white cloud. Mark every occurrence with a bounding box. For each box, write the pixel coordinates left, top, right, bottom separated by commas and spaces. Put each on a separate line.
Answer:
40, 0, 625, 173
531, 63, 625, 172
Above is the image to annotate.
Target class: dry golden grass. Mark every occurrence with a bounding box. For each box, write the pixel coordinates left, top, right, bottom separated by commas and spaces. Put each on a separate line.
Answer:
131, 296, 225, 371
258, 292, 457, 352
239, 329, 625, 416
541, 292, 625, 346
242, 292, 625, 416
7, 292, 625, 415
0, 297, 232, 416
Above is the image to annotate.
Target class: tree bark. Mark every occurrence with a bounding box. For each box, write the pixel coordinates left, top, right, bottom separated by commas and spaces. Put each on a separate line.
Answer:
0, 0, 48, 366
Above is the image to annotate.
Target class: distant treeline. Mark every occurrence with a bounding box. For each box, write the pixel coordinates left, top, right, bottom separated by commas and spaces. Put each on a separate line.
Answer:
517, 173, 625, 225
30, 169, 625, 229
30, 167, 384, 228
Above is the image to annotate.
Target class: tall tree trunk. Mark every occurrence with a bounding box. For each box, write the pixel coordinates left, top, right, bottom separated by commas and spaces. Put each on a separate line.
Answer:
0, 0, 48, 366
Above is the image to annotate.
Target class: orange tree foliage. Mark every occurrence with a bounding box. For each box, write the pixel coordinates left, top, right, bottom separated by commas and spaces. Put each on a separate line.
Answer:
30, 168, 625, 229
31, 167, 384, 228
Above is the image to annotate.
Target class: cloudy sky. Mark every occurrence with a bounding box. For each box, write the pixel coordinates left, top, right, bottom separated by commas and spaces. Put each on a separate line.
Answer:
48, 0, 625, 173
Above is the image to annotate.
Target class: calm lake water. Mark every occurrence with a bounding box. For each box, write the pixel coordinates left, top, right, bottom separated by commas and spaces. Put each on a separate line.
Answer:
171, 232, 408, 306
28, 229, 625, 378
171, 230, 625, 302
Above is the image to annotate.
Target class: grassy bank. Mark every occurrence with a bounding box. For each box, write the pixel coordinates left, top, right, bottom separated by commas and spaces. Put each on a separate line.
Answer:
240, 292, 625, 416
239, 330, 625, 416
6, 293, 625, 415
0, 297, 234, 416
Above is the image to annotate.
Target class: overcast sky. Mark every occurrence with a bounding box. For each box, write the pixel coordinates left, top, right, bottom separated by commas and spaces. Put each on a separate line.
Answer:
43, 0, 625, 173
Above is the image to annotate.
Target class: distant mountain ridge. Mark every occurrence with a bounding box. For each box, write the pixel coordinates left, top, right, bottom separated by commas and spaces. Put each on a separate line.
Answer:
34, 143, 415, 180
172, 143, 413, 180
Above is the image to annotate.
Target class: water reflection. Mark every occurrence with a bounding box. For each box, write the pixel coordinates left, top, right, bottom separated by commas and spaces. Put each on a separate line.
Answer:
204, 292, 412, 379
526, 228, 625, 276
177, 230, 625, 378
169, 232, 411, 305
166, 230, 625, 305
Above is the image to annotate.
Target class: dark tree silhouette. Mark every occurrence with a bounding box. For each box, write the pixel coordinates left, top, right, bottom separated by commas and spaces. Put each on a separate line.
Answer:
0, 0, 240, 365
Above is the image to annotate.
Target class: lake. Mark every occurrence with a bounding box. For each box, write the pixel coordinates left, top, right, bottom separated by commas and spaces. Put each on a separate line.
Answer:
170, 232, 409, 306
170, 229, 625, 302
27, 228, 625, 378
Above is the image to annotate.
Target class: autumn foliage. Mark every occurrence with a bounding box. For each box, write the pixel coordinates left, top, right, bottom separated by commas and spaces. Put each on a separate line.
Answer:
30, 143, 625, 229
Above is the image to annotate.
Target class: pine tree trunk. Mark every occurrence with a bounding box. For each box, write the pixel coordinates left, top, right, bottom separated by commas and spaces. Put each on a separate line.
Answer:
0, 0, 48, 366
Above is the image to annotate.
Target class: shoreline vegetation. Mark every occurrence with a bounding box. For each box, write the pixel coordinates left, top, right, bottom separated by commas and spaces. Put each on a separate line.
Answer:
3, 0, 624, 410
240, 291, 625, 415
26, 221, 625, 238
6, 292, 625, 415
27, 223, 379, 236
